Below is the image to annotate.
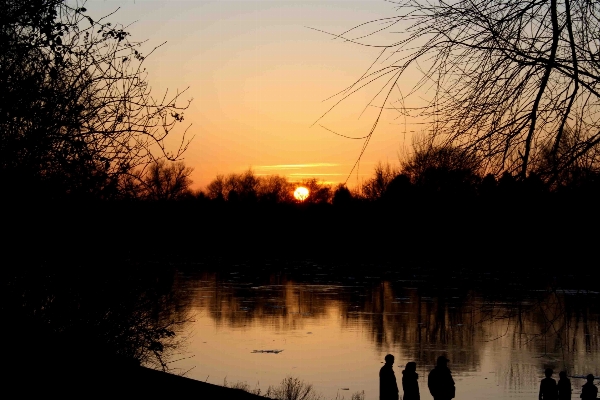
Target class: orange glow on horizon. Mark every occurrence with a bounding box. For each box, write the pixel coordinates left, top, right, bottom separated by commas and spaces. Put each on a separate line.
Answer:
84, 1, 419, 190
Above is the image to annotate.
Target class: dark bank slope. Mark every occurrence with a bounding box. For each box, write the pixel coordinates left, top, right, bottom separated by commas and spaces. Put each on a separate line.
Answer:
2, 263, 268, 400
7, 352, 268, 399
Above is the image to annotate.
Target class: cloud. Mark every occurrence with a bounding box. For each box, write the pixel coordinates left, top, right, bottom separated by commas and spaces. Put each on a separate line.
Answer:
256, 163, 339, 170
289, 173, 344, 176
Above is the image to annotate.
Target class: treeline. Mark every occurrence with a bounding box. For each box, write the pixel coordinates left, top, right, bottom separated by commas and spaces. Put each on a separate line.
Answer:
357, 134, 600, 203
125, 144, 600, 206
203, 170, 334, 204
160, 144, 600, 207
11, 146, 600, 204
164, 133, 600, 206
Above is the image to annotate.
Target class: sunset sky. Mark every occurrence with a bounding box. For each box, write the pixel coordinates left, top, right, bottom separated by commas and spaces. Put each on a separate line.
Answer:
83, 1, 424, 190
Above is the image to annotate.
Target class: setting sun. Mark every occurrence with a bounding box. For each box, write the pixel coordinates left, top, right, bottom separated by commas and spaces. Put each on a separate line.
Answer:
293, 186, 309, 201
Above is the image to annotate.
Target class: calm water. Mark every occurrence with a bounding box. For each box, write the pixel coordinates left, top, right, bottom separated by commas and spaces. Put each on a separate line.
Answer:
165, 263, 599, 400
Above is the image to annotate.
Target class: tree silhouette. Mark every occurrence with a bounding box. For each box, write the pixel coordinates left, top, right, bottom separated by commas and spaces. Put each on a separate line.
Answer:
361, 161, 399, 200
299, 178, 333, 204
401, 136, 482, 195
534, 125, 600, 189
258, 175, 295, 204
332, 184, 354, 205
141, 160, 194, 201
206, 174, 227, 201
319, 0, 600, 182
226, 169, 260, 203
205, 171, 298, 204
0, 0, 191, 199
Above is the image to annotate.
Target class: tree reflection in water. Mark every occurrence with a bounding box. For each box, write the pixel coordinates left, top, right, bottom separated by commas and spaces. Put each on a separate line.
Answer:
3, 263, 190, 371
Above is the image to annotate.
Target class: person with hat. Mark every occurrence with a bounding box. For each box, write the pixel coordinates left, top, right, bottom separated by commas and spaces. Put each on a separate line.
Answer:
380, 354, 399, 400
427, 356, 455, 400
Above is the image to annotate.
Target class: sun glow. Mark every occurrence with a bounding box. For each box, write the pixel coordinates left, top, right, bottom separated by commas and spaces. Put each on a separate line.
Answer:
294, 186, 309, 201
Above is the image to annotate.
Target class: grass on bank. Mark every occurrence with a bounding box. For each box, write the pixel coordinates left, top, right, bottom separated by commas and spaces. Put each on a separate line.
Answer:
224, 376, 365, 400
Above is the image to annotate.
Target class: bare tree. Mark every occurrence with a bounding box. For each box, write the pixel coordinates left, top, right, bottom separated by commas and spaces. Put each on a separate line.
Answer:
225, 169, 260, 202
206, 174, 227, 201
401, 135, 482, 185
299, 178, 333, 204
206, 171, 260, 202
205, 171, 298, 203
361, 161, 399, 200
332, 184, 354, 205
141, 160, 194, 201
317, 0, 600, 183
0, 0, 191, 198
533, 125, 600, 187
258, 175, 295, 203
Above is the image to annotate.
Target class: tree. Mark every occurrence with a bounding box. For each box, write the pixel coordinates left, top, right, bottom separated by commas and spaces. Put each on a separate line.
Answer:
0, 0, 191, 199
332, 184, 353, 205
361, 161, 399, 200
321, 0, 600, 183
205, 171, 260, 203
225, 169, 260, 202
401, 136, 482, 187
257, 175, 295, 203
533, 125, 600, 188
141, 160, 194, 201
205, 171, 302, 204
299, 178, 333, 204
206, 174, 227, 201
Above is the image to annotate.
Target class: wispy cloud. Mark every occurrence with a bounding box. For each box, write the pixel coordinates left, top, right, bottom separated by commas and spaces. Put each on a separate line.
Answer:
289, 173, 345, 176
289, 179, 339, 185
256, 163, 339, 170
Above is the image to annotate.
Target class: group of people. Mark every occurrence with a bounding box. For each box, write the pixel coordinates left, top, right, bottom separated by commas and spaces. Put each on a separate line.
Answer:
379, 354, 454, 400
539, 368, 598, 400
379, 354, 598, 400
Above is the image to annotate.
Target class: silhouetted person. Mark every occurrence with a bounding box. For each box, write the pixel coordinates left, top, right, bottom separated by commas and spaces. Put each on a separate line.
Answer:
380, 354, 399, 400
539, 368, 558, 400
558, 371, 571, 400
581, 374, 597, 399
428, 356, 455, 400
402, 361, 420, 400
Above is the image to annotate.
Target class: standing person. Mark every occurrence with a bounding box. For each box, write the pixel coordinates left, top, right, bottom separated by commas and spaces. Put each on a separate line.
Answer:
380, 354, 399, 400
539, 368, 558, 400
558, 371, 571, 400
428, 356, 455, 400
402, 361, 420, 400
581, 374, 597, 399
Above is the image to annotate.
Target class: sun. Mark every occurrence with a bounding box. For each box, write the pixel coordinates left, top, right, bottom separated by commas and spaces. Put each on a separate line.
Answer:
294, 186, 309, 201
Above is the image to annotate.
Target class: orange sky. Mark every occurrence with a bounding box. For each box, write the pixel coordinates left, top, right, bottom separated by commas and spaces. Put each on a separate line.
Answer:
83, 1, 425, 190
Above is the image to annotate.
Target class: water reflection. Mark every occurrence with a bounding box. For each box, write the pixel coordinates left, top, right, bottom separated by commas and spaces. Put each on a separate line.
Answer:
170, 267, 599, 399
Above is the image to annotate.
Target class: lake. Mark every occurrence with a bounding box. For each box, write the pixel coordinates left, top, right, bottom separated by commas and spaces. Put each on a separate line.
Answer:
163, 261, 599, 400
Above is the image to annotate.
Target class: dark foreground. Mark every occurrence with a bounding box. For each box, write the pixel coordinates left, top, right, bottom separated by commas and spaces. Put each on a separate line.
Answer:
3, 197, 599, 398
7, 353, 267, 399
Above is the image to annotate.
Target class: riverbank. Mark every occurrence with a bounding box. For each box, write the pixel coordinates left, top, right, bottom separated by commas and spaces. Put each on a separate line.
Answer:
3, 321, 268, 399
6, 353, 268, 399
101, 366, 270, 399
